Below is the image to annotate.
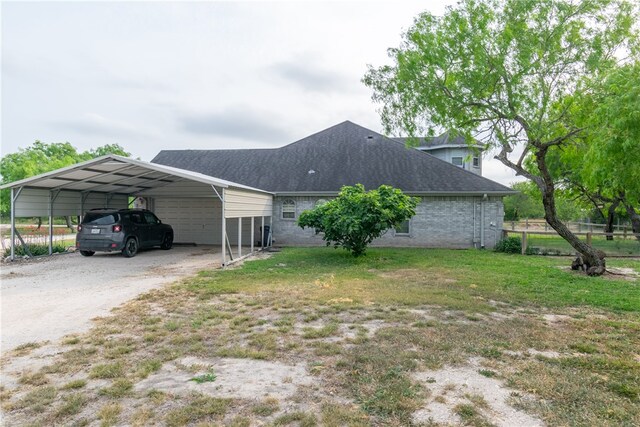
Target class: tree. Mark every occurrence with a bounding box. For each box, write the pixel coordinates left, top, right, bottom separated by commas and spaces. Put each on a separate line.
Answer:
298, 184, 419, 257
566, 64, 640, 240
1, 141, 131, 217
503, 182, 545, 221
364, 0, 638, 275
504, 181, 584, 222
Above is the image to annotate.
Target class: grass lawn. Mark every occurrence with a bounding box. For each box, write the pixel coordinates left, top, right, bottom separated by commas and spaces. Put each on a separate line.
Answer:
2, 247, 639, 426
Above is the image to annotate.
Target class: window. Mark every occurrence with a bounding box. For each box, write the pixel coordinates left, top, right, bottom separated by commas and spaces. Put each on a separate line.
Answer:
473, 157, 480, 167
130, 212, 144, 224
282, 199, 296, 219
451, 156, 463, 166
395, 219, 410, 235
144, 212, 160, 225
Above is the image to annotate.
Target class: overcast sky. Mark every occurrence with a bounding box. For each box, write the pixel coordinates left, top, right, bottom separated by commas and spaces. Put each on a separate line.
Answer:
1, 0, 521, 185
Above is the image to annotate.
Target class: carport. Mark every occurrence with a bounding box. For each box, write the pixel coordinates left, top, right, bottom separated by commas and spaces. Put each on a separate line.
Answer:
1, 155, 273, 265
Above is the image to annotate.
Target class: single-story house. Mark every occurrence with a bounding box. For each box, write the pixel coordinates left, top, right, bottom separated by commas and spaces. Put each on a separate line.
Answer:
1, 120, 515, 264
152, 121, 514, 249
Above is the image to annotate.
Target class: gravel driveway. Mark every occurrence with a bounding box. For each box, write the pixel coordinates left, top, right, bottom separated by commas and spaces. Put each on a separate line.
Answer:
0, 246, 221, 354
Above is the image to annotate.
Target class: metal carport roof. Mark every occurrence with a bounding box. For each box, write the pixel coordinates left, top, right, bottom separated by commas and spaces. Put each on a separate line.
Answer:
2, 155, 273, 264
0, 154, 270, 195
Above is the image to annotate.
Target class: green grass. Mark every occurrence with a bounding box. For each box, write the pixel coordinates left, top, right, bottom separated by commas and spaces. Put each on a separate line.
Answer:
188, 247, 640, 312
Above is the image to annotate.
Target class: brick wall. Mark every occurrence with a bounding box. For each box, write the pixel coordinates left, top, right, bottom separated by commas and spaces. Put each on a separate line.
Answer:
271, 195, 504, 249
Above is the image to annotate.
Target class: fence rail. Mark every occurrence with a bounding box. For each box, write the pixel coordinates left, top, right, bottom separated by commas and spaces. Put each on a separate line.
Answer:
502, 229, 640, 257
507, 219, 635, 234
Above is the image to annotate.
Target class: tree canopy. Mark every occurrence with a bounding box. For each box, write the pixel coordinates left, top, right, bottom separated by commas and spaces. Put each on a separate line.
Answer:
1, 141, 130, 214
298, 184, 419, 257
364, 0, 639, 274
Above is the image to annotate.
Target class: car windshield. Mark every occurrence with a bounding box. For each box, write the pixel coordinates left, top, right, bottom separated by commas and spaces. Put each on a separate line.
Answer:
82, 213, 119, 225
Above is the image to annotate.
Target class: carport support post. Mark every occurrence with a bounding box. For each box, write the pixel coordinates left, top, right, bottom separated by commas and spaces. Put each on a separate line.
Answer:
238, 217, 242, 258
48, 191, 54, 255
261, 216, 265, 250
269, 215, 273, 247
250, 216, 254, 253
10, 187, 24, 261
10, 188, 15, 261
221, 188, 226, 266
48, 190, 61, 255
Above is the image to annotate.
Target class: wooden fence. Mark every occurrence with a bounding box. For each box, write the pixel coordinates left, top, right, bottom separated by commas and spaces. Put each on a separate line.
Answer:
507, 219, 635, 234
501, 229, 640, 257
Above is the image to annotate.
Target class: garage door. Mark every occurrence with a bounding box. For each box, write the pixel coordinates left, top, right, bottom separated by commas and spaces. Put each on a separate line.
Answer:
154, 197, 221, 245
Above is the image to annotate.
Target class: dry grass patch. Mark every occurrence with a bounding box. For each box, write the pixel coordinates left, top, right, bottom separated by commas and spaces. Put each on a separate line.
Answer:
164, 394, 230, 427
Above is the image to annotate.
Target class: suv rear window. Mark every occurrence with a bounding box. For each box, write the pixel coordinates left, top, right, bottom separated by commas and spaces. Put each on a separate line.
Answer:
82, 212, 119, 225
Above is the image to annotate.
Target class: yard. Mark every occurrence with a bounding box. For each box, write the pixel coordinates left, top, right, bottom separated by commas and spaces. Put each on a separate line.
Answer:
1, 248, 639, 426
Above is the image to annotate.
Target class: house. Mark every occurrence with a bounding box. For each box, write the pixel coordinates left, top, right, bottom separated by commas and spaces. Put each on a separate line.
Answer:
152, 121, 514, 249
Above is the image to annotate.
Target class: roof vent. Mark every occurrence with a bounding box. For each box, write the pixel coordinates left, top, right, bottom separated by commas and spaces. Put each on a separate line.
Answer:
308, 169, 315, 174
366, 135, 374, 140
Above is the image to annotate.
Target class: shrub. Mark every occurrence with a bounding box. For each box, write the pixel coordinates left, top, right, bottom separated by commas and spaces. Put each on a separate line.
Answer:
4, 243, 67, 257
494, 236, 522, 254
298, 184, 418, 257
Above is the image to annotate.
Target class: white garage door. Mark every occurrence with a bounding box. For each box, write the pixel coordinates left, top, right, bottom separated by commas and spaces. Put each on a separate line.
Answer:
154, 197, 221, 245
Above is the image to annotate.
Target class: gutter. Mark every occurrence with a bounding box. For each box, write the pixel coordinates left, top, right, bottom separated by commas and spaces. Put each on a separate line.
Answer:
272, 190, 517, 197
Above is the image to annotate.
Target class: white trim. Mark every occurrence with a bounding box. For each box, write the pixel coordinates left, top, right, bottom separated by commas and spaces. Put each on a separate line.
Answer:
418, 144, 484, 151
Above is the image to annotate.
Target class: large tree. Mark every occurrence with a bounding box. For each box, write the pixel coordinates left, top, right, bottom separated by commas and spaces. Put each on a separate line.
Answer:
573, 64, 640, 239
364, 0, 638, 275
0, 141, 130, 217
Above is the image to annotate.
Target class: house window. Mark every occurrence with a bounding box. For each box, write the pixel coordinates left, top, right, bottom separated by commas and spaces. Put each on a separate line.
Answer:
282, 199, 296, 219
473, 157, 480, 167
452, 156, 463, 167
395, 219, 410, 235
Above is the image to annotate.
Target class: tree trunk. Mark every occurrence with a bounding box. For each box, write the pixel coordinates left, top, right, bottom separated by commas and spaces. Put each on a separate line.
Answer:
624, 203, 640, 242
36, 217, 42, 230
605, 199, 620, 241
534, 148, 605, 276
65, 215, 75, 231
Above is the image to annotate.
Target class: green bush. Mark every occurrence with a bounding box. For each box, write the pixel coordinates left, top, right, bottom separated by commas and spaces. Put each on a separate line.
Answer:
4, 243, 67, 257
494, 237, 522, 254
298, 184, 419, 257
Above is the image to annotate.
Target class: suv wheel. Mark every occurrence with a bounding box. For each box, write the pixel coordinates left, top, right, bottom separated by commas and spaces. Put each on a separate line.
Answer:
80, 250, 95, 257
161, 233, 173, 250
122, 238, 138, 258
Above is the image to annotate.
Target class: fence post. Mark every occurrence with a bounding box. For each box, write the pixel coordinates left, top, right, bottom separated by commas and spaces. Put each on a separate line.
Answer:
511, 221, 515, 231
525, 218, 529, 229
544, 222, 548, 231
502, 229, 508, 239
521, 231, 527, 255
586, 232, 592, 246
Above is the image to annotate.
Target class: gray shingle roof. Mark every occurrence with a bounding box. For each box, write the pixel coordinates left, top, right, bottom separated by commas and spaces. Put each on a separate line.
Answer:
151, 121, 514, 195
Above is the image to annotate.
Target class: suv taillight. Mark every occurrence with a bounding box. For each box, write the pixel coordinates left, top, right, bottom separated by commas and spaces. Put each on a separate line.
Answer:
113, 225, 122, 233
77, 225, 83, 232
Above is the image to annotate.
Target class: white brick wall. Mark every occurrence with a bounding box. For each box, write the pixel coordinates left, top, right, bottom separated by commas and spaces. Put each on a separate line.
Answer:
271, 195, 504, 249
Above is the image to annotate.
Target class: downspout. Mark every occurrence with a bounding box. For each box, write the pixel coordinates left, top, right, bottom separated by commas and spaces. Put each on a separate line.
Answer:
480, 193, 487, 249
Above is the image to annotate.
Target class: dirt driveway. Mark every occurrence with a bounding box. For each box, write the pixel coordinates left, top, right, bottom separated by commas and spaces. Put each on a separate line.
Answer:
0, 246, 220, 353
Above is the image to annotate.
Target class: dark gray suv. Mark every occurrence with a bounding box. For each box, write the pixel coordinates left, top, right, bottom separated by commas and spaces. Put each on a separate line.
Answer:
76, 209, 173, 257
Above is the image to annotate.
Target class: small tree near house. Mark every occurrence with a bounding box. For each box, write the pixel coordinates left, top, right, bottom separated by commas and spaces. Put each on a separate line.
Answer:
298, 184, 419, 257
